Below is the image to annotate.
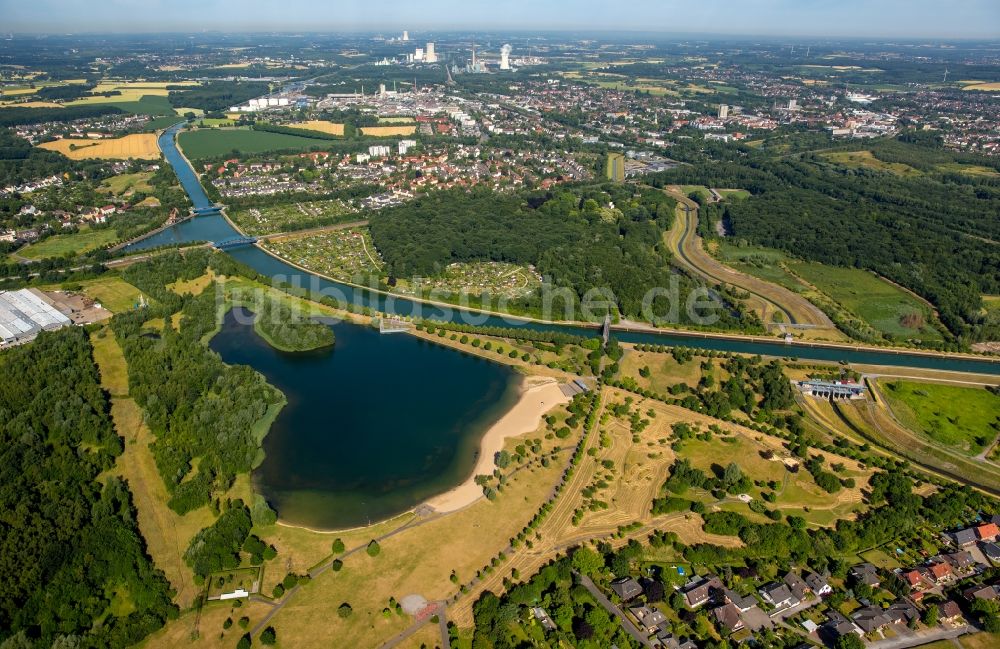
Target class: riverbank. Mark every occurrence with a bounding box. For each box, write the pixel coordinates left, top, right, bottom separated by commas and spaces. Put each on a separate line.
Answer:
424, 376, 570, 513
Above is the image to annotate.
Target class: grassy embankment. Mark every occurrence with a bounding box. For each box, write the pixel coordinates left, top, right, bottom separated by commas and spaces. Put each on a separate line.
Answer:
878, 379, 1000, 456
712, 240, 944, 343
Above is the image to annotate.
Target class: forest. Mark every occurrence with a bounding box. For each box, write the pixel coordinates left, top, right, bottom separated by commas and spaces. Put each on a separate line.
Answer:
369, 185, 758, 329
113, 251, 284, 514
651, 135, 1000, 341
167, 81, 270, 113
0, 328, 176, 648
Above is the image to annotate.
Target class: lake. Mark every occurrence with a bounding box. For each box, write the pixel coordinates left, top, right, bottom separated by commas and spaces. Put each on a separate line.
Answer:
210, 307, 521, 529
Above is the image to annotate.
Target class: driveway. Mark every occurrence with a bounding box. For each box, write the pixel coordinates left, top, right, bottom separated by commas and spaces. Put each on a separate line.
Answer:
575, 572, 654, 648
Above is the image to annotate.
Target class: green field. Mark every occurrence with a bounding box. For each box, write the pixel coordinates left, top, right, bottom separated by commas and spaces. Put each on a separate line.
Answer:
790, 263, 942, 341
16, 227, 119, 260
712, 241, 807, 292
102, 95, 175, 116
881, 380, 1000, 455
177, 128, 329, 160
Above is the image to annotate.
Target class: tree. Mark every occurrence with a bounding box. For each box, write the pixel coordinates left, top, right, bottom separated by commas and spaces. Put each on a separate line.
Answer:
236, 634, 252, 649
338, 602, 353, 618
834, 633, 866, 649
922, 604, 938, 627
260, 626, 277, 645
571, 546, 603, 576
366, 540, 381, 557
332, 538, 345, 554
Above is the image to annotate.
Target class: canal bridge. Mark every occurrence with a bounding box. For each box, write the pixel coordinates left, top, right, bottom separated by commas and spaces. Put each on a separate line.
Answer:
212, 236, 258, 251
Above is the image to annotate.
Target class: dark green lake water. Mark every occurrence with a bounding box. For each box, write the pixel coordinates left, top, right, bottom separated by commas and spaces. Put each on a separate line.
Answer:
210, 307, 520, 530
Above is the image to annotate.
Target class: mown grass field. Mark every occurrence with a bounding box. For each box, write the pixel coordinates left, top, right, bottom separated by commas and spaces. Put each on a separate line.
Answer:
99, 171, 154, 195
821, 150, 920, 176
16, 227, 120, 259
73, 276, 144, 313
879, 379, 1000, 455
790, 263, 942, 341
177, 128, 328, 159
37, 133, 160, 159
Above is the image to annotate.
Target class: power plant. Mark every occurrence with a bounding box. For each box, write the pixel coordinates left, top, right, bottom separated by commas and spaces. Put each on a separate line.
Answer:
500, 44, 512, 70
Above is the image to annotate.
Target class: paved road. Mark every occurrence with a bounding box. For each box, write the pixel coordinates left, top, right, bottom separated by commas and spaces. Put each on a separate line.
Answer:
868, 623, 973, 649
575, 572, 653, 648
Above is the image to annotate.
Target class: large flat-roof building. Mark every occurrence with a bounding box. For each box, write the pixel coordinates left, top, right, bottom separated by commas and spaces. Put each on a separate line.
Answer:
0, 288, 72, 347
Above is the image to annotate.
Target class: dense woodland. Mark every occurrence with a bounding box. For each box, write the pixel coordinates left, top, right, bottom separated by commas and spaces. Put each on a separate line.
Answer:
653, 135, 1000, 341
113, 251, 284, 515
370, 185, 760, 329
0, 328, 176, 648
167, 81, 270, 113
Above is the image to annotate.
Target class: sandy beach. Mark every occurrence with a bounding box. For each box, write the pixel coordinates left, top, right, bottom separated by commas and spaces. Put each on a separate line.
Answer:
424, 376, 571, 513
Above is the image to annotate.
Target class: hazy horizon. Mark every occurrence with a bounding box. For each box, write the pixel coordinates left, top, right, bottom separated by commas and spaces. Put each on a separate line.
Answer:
2, 0, 998, 39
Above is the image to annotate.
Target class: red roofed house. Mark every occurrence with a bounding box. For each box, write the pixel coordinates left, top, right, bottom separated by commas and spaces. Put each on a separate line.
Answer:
977, 523, 1000, 542
928, 562, 953, 584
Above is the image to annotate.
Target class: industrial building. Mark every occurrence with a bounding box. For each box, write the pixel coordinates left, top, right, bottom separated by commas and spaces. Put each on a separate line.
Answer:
0, 288, 72, 347
797, 379, 866, 400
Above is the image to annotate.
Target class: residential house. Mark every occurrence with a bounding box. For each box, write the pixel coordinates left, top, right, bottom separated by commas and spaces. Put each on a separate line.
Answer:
901, 569, 932, 592
928, 561, 953, 584
944, 551, 976, 574
852, 606, 892, 634
784, 572, 810, 601
759, 583, 797, 609
940, 601, 964, 624
850, 563, 881, 588
885, 600, 919, 626
805, 572, 833, 597
977, 522, 1000, 542
963, 584, 1000, 602
530, 607, 557, 632
723, 589, 757, 612
610, 577, 643, 602
629, 606, 667, 634
711, 603, 745, 633
952, 528, 979, 547
682, 576, 723, 609
981, 541, 1000, 563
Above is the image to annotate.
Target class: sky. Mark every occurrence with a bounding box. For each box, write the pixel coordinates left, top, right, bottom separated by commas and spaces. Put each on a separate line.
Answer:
1, 0, 998, 39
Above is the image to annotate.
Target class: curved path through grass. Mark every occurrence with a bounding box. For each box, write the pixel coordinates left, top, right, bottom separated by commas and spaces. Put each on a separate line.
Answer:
662, 190, 838, 333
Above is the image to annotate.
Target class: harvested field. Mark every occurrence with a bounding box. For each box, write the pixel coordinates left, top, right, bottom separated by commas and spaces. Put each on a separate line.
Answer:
360, 125, 417, 137
37, 133, 160, 160
288, 120, 345, 136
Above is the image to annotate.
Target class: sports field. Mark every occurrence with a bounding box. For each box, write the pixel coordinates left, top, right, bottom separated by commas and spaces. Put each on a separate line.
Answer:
359, 125, 417, 137
879, 379, 1000, 456
287, 120, 345, 136
177, 128, 328, 159
37, 133, 160, 160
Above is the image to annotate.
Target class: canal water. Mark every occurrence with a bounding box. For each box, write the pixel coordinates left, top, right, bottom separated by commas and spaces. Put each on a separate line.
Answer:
211, 307, 520, 529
